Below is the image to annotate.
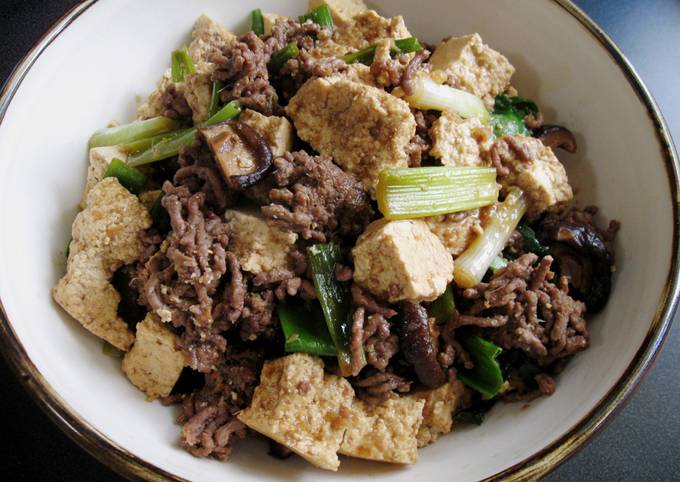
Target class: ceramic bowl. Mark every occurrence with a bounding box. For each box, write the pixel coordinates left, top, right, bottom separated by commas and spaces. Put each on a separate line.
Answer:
0, 0, 677, 480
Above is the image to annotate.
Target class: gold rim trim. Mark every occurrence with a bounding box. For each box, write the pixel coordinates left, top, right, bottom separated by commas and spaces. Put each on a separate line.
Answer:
0, 1, 678, 481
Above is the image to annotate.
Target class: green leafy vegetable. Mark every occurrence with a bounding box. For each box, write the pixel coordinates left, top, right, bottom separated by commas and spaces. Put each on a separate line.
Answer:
299, 3, 334, 29
103, 158, 147, 194
171, 46, 196, 83
88, 116, 179, 149
127, 100, 241, 167
278, 304, 338, 356
428, 284, 456, 323
457, 332, 504, 398
307, 243, 364, 375
377, 166, 498, 220
342, 37, 424, 65
516, 223, 550, 256
490, 95, 539, 138
251, 8, 265, 36
102, 341, 124, 359
268, 42, 300, 74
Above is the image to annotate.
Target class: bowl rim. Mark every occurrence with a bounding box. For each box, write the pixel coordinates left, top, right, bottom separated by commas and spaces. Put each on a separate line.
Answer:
0, 0, 678, 480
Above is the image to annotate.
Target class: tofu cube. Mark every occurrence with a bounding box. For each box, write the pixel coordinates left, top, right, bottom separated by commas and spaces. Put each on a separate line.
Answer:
183, 71, 213, 123
224, 209, 298, 274
429, 33, 515, 108
307, 0, 368, 25
82, 145, 128, 207
122, 314, 186, 399
240, 109, 294, 158
262, 13, 287, 36
339, 396, 424, 464
286, 77, 415, 195
188, 14, 235, 64
237, 354, 354, 471
498, 136, 573, 215
137, 68, 174, 120
425, 210, 484, 257
429, 112, 493, 167
352, 219, 454, 303
408, 381, 470, 448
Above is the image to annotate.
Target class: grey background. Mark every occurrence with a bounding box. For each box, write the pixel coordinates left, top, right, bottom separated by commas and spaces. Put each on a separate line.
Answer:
1, 0, 678, 480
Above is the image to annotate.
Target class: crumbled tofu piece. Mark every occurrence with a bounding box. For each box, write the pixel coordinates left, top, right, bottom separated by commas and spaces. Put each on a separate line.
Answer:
239, 109, 294, 158
263, 13, 287, 36
308, 0, 368, 25
425, 211, 483, 257
238, 354, 354, 471
352, 219, 454, 302
429, 33, 515, 108
339, 396, 424, 464
497, 136, 573, 216
409, 381, 470, 448
224, 209, 298, 274
82, 146, 128, 208
121, 314, 186, 399
199, 123, 258, 178
183, 71, 213, 123
53, 178, 152, 351
286, 77, 415, 195
429, 112, 493, 167
188, 14, 235, 64
137, 68, 174, 120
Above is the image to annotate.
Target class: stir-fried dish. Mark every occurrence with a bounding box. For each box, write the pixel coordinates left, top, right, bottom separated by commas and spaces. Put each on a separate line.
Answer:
53, 0, 619, 471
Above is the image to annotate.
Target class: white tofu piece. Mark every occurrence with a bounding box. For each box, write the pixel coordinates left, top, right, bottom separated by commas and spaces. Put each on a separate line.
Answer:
497, 136, 573, 216
425, 210, 484, 257
137, 68, 174, 120
352, 219, 454, 303
339, 396, 424, 464
286, 77, 415, 195
184, 71, 213, 123
307, 0, 368, 25
263, 13, 287, 36
188, 14, 235, 64
122, 314, 186, 399
429, 112, 493, 167
82, 145, 128, 208
224, 209, 298, 274
408, 381, 470, 448
53, 178, 152, 351
429, 33, 515, 108
237, 354, 354, 471
240, 109, 294, 158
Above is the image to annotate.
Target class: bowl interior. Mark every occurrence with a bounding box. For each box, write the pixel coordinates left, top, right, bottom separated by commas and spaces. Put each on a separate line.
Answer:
0, 0, 674, 480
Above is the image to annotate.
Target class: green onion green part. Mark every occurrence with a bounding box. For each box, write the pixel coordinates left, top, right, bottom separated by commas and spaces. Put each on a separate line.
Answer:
457, 332, 504, 398
517, 223, 550, 256
268, 41, 300, 74
88, 116, 179, 149
103, 158, 148, 194
488, 256, 508, 273
342, 37, 424, 65
299, 3, 334, 29
376, 166, 499, 220
428, 284, 456, 323
251, 8, 265, 36
278, 304, 338, 356
171, 46, 196, 83
149, 193, 171, 232
208, 80, 222, 118
307, 243, 364, 375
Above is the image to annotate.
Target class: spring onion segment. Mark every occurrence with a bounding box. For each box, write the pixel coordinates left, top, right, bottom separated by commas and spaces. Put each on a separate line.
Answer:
428, 284, 456, 323
278, 304, 338, 356
517, 223, 550, 256
299, 3, 334, 29
457, 333, 504, 398
251, 8, 265, 36
488, 256, 508, 274
342, 37, 424, 65
103, 158, 147, 194
404, 76, 490, 123
268, 42, 300, 74
208, 80, 222, 118
376, 166, 499, 220
128, 100, 242, 167
308, 243, 365, 376
171, 46, 196, 83
88, 116, 179, 148
454, 189, 528, 288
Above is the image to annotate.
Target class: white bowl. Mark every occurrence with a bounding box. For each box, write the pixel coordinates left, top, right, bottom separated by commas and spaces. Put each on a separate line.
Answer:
0, 0, 677, 480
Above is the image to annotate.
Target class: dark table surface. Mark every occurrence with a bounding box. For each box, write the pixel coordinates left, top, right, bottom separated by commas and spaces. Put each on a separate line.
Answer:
2, 0, 679, 480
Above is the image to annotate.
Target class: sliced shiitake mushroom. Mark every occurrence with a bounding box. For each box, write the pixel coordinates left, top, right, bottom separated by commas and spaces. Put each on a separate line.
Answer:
397, 301, 446, 388
199, 120, 273, 189
533, 125, 578, 153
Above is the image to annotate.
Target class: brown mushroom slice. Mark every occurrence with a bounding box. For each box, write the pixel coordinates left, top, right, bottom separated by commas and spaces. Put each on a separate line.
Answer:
534, 125, 578, 153
199, 121, 273, 189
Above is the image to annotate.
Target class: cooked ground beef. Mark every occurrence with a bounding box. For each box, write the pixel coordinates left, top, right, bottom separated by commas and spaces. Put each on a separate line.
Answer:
352, 369, 412, 405
408, 109, 438, 166
261, 151, 373, 242
460, 253, 588, 364
161, 84, 193, 121
179, 348, 262, 459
